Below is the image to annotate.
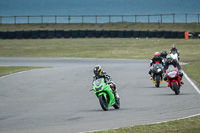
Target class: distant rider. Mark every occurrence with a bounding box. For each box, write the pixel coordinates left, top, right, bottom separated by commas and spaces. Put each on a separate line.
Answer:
149, 52, 164, 78
169, 44, 180, 60
160, 49, 168, 59
93, 65, 119, 99
163, 54, 184, 84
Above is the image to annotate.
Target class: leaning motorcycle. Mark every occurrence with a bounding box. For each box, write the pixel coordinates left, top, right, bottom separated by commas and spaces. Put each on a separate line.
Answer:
91, 78, 120, 111
166, 65, 181, 95
151, 63, 164, 87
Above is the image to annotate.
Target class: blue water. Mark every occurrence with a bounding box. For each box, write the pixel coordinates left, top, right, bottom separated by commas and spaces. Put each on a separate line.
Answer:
0, 0, 200, 23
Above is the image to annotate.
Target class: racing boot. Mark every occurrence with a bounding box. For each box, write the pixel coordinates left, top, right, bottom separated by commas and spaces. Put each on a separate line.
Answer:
113, 90, 120, 100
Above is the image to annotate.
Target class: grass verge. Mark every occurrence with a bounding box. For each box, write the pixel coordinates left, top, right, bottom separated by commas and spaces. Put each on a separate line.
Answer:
92, 115, 200, 133
1, 23, 200, 32
0, 66, 45, 77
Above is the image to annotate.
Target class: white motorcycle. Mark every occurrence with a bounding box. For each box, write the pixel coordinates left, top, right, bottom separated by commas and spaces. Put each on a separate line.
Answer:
171, 51, 179, 62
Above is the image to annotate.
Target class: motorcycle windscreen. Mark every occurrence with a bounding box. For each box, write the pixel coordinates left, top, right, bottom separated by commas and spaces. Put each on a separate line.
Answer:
153, 63, 163, 73
168, 71, 177, 78
94, 78, 103, 87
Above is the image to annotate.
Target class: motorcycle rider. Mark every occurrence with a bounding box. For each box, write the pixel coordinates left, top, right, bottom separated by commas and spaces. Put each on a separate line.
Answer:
93, 65, 119, 99
169, 44, 180, 60
149, 52, 164, 78
160, 49, 168, 59
163, 54, 184, 84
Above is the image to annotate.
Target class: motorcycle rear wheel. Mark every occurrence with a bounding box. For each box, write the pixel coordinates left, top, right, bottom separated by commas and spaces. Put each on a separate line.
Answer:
99, 95, 108, 111
113, 98, 120, 109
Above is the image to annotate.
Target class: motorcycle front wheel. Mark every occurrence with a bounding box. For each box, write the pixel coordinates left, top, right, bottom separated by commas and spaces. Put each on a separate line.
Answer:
173, 81, 180, 95
155, 75, 161, 88
99, 95, 108, 111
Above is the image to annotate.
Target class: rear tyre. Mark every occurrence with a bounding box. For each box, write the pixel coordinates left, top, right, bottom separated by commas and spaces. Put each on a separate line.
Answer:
173, 81, 180, 95
99, 95, 108, 111
113, 98, 120, 109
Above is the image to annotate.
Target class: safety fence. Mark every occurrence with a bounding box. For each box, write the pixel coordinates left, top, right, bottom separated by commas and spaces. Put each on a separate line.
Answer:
1, 30, 198, 39
0, 14, 200, 24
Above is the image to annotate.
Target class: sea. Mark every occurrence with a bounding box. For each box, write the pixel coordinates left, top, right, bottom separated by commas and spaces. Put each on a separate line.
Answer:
0, 0, 200, 23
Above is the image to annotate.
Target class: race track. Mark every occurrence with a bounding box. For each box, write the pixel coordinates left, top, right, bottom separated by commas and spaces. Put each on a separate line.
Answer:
0, 57, 200, 133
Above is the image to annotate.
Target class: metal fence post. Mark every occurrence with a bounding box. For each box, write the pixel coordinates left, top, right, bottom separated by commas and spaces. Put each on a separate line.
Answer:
109, 15, 111, 23
28, 16, 30, 24
135, 15, 137, 23
55, 15, 57, 24
68, 16, 70, 23
41, 15, 43, 24
82, 16, 84, 24
96, 15, 97, 24
173, 13, 175, 24
160, 14, 162, 23
198, 14, 199, 24
122, 15, 124, 22
14, 16, 16, 24
0, 16, 2, 24
148, 15, 150, 23
185, 14, 187, 24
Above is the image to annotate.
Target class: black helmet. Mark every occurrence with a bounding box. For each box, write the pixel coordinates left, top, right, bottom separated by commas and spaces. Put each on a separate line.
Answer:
93, 65, 102, 76
161, 49, 167, 55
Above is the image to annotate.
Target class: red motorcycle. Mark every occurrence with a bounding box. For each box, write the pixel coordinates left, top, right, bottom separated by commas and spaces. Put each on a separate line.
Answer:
166, 65, 181, 95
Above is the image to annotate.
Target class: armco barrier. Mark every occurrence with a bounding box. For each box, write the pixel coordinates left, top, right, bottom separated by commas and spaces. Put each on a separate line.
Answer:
23, 31, 31, 39
95, 30, 102, 38
171, 31, 178, 38
79, 30, 87, 38
140, 31, 148, 38
163, 31, 171, 38
155, 31, 163, 38
148, 31, 156, 38
110, 31, 118, 38
8, 31, 16, 39
177, 32, 185, 38
124, 30, 133, 38
0, 30, 196, 39
87, 30, 95, 38
63, 31, 71, 38
71, 30, 79, 38
117, 31, 125, 38
47, 30, 55, 39
102, 30, 110, 38
55, 30, 63, 38
16, 31, 24, 39
32, 31, 39, 39
39, 30, 48, 39
133, 31, 140, 38
2, 32, 8, 39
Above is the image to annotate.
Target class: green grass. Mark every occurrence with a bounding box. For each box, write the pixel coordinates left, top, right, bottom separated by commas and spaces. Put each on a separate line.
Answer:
92, 116, 200, 133
1, 23, 200, 32
0, 66, 45, 77
0, 38, 199, 62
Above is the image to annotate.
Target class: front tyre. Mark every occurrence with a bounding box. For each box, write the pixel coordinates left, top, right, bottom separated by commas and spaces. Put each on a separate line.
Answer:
173, 81, 180, 95
99, 95, 108, 111
113, 98, 120, 109
156, 75, 161, 87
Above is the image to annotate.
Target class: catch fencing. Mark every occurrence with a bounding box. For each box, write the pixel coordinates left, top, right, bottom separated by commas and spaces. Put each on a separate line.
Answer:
0, 13, 200, 24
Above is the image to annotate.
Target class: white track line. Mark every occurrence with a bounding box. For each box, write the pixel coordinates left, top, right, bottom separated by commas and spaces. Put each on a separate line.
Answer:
183, 70, 200, 94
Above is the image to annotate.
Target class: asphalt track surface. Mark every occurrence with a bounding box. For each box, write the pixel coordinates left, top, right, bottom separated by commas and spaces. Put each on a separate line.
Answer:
0, 57, 200, 133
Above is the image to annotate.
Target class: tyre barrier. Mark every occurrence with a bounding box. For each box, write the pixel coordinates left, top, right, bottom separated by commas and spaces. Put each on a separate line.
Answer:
0, 30, 197, 39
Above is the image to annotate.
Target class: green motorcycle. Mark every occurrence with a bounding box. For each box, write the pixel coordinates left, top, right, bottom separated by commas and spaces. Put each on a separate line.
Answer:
91, 78, 120, 111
